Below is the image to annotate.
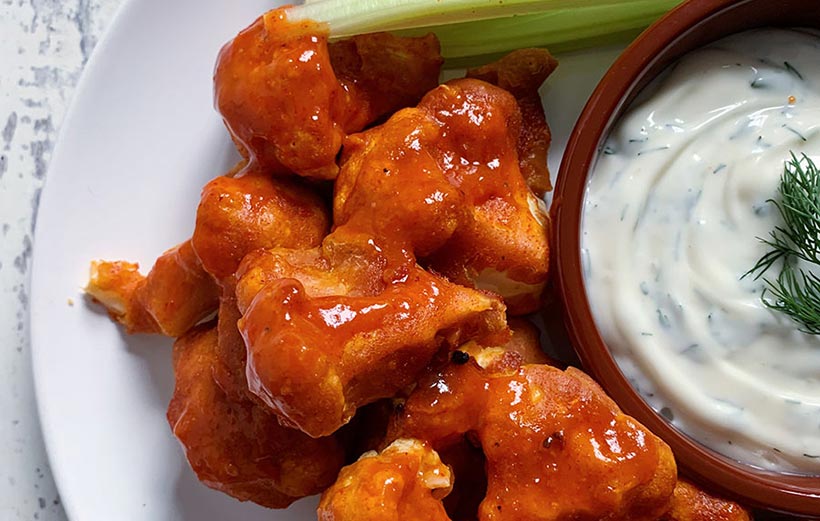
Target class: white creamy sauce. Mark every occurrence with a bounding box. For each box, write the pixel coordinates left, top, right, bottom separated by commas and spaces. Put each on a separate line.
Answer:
582, 28, 820, 473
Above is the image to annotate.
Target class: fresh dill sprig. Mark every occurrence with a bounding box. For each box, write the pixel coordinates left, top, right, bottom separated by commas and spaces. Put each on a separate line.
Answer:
745, 152, 820, 335
764, 265, 820, 334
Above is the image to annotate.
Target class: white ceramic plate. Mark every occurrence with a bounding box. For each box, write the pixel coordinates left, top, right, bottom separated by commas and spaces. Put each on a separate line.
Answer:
29, 1, 623, 519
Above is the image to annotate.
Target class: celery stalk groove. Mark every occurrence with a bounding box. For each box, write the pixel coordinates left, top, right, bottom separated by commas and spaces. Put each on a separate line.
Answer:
286, 0, 682, 62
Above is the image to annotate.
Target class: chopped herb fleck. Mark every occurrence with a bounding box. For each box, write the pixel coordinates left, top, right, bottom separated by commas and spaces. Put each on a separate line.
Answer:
657, 308, 671, 328
782, 124, 807, 142
784, 61, 804, 80
637, 146, 671, 156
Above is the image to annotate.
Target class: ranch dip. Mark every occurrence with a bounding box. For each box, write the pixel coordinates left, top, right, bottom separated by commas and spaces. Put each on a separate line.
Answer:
582, 28, 820, 473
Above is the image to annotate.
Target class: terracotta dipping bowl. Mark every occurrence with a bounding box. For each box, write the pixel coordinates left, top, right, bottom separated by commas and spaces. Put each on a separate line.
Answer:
552, 0, 820, 516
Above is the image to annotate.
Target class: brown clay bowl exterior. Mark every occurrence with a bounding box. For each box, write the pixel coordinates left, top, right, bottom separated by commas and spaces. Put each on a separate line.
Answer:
552, 0, 820, 516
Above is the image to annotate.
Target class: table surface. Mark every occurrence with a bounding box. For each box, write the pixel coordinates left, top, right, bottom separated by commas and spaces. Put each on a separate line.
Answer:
0, 1, 123, 519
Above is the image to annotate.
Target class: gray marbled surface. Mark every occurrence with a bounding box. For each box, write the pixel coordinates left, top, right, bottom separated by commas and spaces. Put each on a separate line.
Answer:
0, 1, 123, 519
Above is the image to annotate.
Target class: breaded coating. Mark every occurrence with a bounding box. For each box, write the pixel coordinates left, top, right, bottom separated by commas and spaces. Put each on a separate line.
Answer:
214, 10, 343, 180
329, 32, 444, 131
661, 480, 753, 521
333, 108, 464, 259
458, 317, 554, 371
86, 240, 219, 336
335, 78, 550, 314
317, 439, 452, 521
211, 283, 257, 404
167, 324, 344, 508
420, 79, 550, 314
388, 361, 677, 520
191, 168, 330, 281
468, 49, 558, 196
320, 326, 675, 520
86, 162, 330, 337
234, 237, 387, 308
214, 8, 442, 179
234, 237, 509, 438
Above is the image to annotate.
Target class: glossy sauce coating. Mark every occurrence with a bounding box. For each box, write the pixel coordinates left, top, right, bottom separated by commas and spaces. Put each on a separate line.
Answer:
329, 32, 443, 132
192, 166, 330, 281
319, 325, 678, 520
231, 78, 560, 437
214, 8, 442, 179
418, 80, 549, 315
166, 324, 344, 508
237, 259, 508, 438
214, 11, 344, 179
81, 4, 752, 514
86, 240, 219, 336
235, 236, 396, 309
389, 361, 677, 520
318, 439, 452, 521
660, 480, 752, 521
467, 48, 557, 197
334, 108, 465, 258
441, 320, 546, 521
335, 78, 550, 314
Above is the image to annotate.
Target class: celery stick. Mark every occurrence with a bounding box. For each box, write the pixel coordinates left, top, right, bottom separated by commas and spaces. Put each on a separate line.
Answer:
286, 0, 681, 63
399, 0, 681, 66
287, 0, 671, 38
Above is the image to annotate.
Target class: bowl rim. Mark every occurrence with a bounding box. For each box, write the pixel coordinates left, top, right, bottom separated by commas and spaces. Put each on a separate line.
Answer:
552, 0, 820, 515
